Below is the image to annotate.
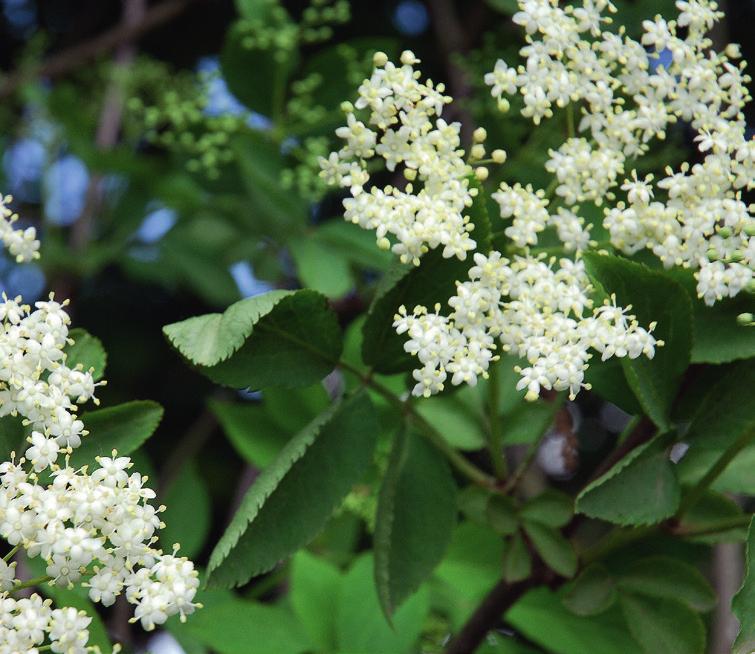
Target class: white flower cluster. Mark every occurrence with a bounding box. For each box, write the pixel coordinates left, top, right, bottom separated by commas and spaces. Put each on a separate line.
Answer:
395, 254, 659, 398
492, 182, 593, 252
0, 195, 39, 263
0, 201, 199, 650
0, 592, 94, 654
319, 50, 477, 265
485, 0, 755, 304
320, 45, 663, 399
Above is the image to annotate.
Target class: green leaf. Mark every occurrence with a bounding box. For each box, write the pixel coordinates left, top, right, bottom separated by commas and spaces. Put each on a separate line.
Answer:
583, 254, 692, 431
0, 415, 26, 462
520, 489, 573, 527
486, 495, 519, 535
486, 0, 519, 13
336, 554, 429, 654
619, 594, 705, 654
500, 397, 562, 445
503, 531, 532, 583
207, 391, 378, 587
676, 491, 749, 544
65, 328, 106, 380
314, 220, 392, 271
220, 18, 297, 118
576, 437, 680, 526
677, 443, 755, 495
675, 362, 755, 495
184, 597, 310, 654
160, 461, 212, 559
70, 401, 163, 468
374, 429, 457, 618
361, 178, 491, 373
733, 517, 755, 654
683, 360, 755, 451
165, 289, 343, 390
291, 550, 342, 652
235, 0, 274, 19
416, 395, 486, 450
434, 522, 504, 620
210, 400, 289, 468
507, 588, 641, 654
523, 521, 577, 578
210, 385, 328, 468
667, 268, 755, 364
163, 290, 291, 367
290, 236, 353, 298
562, 564, 617, 617
232, 131, 307, 235
616, 556, 716, 612
583, 357, 642, 416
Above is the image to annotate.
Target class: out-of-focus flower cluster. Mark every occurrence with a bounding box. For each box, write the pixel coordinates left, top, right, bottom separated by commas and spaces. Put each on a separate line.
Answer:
0, 195, 39, 264
0, 200, 198, 651
319, 50, 477, 265
485, 0, 755, 305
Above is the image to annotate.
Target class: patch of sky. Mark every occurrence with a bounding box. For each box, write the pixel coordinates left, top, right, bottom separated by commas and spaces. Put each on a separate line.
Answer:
3, 137, 45, 202
228, 260, 273, 298
197, 56, 272, 130
43, 155, 89, 226
136, 204, 178, 244
2, 0, 36, 36
393, 0, 429, 36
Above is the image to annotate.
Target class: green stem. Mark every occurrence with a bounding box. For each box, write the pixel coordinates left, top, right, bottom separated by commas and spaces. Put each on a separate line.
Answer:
580, 526, 656, 565
502, 414, 559, 493
3, 544, 20, 562
338, 361, 498, 489
673, 514, 753, 538
676, 428, 755, 519
487, 361, 507, 479
12, 575, 52, 591
566, 103, 576, 139
616, 415, 641, 445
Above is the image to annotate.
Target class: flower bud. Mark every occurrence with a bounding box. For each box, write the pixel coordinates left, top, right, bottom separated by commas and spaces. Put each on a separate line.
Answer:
475, 166, 489, 181
373, 51, 388, 67
492, 149, 507, 164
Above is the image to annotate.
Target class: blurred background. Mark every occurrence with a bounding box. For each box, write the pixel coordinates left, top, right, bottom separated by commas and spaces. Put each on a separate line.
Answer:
0, 1, 752, 652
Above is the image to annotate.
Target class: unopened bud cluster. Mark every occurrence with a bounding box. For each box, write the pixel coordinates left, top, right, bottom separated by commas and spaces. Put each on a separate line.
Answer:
0, 200, 198, 649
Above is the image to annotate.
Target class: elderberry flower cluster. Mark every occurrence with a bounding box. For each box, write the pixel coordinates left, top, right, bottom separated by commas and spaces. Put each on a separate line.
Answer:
323, 48, 662, 399
0, 593, 94, 653
319, 50, 477, 265
0, 200, 199, 650
0, 195, 39, 264
394, 254, 658, 398
485, 0, 755, 304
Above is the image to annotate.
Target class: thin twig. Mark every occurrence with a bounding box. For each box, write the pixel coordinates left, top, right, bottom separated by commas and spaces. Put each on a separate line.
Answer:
443, 576, 538, 654
71, 0, 147, 252
585, 415, 656, 484
428, 0, 476, 146
0, 0, 202, 98
676, 428, 755, 519
158, 408, 218, 498
338, 360, 498, 489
